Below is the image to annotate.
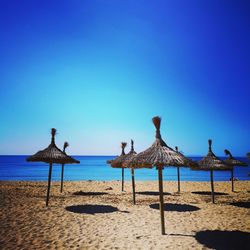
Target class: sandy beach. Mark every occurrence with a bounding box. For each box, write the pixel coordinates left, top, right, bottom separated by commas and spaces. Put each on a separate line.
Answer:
0, 180, 249, 249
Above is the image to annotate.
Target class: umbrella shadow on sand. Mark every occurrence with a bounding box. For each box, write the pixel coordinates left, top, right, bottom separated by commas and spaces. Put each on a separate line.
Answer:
149, 203, 200, 212
65, 204, 129, 215
229, 201, 250, 209
195, 230, 250, 250
72, 191, 108, 196
192, 191, 228, 196
137, 191, 171, 196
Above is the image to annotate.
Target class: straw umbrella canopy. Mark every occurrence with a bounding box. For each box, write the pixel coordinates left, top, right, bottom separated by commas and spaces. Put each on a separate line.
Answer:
175, 146, 196, 193
26, 128, 80, 206
109, 142, 127, 191
224, 149, 247, 192
192, 139, 230, 204
126, 116, 196, 235
110, 140, 137, 204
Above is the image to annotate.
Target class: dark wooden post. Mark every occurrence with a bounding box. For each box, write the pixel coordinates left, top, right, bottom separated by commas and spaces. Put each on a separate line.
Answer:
60, 164, 64, 193
177, 166, 180, 193
158, 166, 165, 235
210, 169, 215, 204
231, 168, 234, 192
122, 168, 124, 191
131, 168, 136, 205
46, 163, 53, 206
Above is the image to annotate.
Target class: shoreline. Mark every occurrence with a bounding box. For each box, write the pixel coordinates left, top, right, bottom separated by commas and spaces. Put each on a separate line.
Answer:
1, 179, 250, 183
1, 180, 250, 249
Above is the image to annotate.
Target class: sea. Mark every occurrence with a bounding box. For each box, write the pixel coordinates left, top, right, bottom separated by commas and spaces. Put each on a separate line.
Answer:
0, 156, 249, 182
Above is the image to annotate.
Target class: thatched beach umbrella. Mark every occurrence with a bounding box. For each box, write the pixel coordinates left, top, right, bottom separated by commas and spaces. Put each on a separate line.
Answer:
27, 129, 80, 206
224, 149, 247, 192
126, 116, 196, 235
110, 140, 137, 204
60, 142, 69, 193
174, 146, 196, 193
192, 140, 230, 203
109, 142, 127, 192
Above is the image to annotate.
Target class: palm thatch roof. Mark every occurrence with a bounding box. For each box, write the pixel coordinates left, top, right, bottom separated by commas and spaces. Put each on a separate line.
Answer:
126, 117, 196, 168
224, 149, 247, 167
26, 128, 79, 164
109, 142, 127, 168
111, 140, 137, 168
193, 140, 230, 171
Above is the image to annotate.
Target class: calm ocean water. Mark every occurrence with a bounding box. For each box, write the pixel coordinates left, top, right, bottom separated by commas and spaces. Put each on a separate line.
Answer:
0, 155, 249, 182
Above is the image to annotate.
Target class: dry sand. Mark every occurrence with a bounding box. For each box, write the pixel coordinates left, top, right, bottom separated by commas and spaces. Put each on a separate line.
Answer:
0, 180, 249, 249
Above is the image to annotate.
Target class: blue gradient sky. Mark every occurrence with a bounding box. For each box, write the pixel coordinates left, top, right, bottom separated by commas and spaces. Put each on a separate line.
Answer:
0, 0, 249, 156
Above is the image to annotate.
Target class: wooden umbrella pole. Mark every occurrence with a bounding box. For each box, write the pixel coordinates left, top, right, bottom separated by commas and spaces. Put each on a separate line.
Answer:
122, 168, 124, 192
60, 164, 65, 193
158, 166, 165, 235
210, 169, 215, 204
177, 166, 180, 193
231, 168, 234, 192
46, 163, 53, 207
131, 168, 136, 205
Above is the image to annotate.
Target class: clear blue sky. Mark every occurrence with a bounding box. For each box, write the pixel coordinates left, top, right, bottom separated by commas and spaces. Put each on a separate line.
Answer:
0, 0, 249, 156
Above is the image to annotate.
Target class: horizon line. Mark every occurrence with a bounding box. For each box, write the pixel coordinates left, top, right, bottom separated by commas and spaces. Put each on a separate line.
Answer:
0, 154, 248, 158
